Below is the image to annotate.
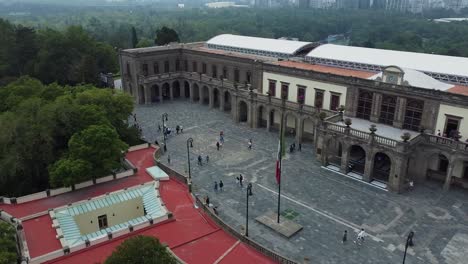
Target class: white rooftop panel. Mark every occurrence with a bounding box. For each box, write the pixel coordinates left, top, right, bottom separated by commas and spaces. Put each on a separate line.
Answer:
369, 69, 454, 91
307, 44, 468, 77
206, 34, 313, 55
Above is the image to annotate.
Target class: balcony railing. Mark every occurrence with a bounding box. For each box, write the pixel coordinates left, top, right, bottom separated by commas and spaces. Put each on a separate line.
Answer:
426, 134, 468, 152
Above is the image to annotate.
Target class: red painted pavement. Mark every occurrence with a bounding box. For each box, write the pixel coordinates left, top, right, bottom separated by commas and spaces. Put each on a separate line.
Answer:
2, 147, 276, 263
22, 215, 62, 258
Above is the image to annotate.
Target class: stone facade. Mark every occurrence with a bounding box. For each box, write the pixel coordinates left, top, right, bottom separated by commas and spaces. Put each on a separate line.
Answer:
120, 42, 468, 193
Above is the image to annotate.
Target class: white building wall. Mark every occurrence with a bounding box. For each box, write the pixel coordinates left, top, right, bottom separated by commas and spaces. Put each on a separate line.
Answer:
262, 72, 347, 111
435, 104, 468, 140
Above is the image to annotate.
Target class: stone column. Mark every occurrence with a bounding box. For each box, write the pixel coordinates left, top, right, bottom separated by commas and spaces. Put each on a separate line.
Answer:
296, 117, 303, 143
388, 155, 408, 193
144, 85, 151, 104
266, 108, 271, 132
180, 80, 186, 98
370, 93, 382, 123
219, 89, 225, 111
393, 97, 407, 129
159, 85, 164, 103
443, 163, 454, 191
340, 145, 350, 174
209, 87, 214, 109
199, 87, 203, 105
190, 84, 195, 103
169, 84, 174, 101
232, 97, 239, 122
363, 151, 374, 182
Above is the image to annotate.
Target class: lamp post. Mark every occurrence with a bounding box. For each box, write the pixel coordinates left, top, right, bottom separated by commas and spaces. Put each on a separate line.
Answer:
245, 183, 253, 237
162, 113, 168, 151
186, 138, 194, 193
402, 231, 414, 264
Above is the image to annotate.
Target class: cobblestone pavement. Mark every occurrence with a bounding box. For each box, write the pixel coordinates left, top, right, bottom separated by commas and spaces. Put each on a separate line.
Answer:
133, 100, 468, 264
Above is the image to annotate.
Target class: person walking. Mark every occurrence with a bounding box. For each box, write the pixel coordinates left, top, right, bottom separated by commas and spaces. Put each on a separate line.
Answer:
158, 124, 161, 133
154, 139, 159, 146
298, 143, 302, 152
167, 154, 171, 164
205, 196, 210, 206
355, 229, 366, 245
206, 155, 209, 163
342, 230, 347, 243
180, 125, 183, 133
219, 180, 224, 191
214, 181, 218, 192
216, 141, 220, 151
239, 174, 244, 188
198, 155, 203, 166
248, 139, 252, 150
176, 125, 180, 134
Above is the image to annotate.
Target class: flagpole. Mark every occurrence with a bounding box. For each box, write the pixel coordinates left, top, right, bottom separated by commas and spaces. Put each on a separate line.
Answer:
277, 105, 284, 224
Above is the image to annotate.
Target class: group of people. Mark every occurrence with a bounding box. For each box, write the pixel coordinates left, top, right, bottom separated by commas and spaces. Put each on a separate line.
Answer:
289, 142, 302, 153
437, 129, 465, 141
198, 154, 209, 166
342, 229, 366, 245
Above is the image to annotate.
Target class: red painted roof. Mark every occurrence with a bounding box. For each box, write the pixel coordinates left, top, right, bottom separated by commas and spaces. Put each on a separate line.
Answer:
447, 85, 468, 96
273, 60, 376, 79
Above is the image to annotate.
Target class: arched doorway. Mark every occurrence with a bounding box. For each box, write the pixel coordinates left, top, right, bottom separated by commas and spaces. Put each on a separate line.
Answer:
238, 101, 248, 123
193, 84, 200, 102
372, 152, 391, 182
213, 88, 220, 108
184, 81, 190, 98
202, 86, 209, 105
162, 83, 170, 100
302, 118, 315, 142
426, 153, 450, 185
138, 85, 145, 104
284, 113, 297, 137
348, 145, 366, 175
150, 85, 159, 103
224, 91, 231, 112
257, 105, 267, 128
172, 81, 181, 99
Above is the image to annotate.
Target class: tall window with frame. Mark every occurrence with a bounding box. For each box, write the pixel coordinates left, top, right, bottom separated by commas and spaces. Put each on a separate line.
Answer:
192, 61, 198, 73
234, 69, 240, 82
164, 61, 170, 73
202, 63, 207, 74
379, 95, 396, 125
222, 67, 228, 79
297, 86, 306, 104
212, 65, 217, 78
314, 89, 324, 109
268, 80, 276, 97
403, 99, 424, 131
153, 62, 159, 74
246, 71, 251, 84
281, 83, 289, 100
330, 93, 341, 111
142, 63, 148, 76
356, 90, 373, 120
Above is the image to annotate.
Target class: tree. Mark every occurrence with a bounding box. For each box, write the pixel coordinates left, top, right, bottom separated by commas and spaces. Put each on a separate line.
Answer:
105, 236, 177, 264
49, 158, 92, 187
0, 222, 17, 264
131, 26, 138, 49
154, 27, 179, 46
67, 124, 128, 179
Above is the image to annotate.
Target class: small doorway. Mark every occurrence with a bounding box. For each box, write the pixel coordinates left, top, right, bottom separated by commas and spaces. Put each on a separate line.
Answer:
98, 215, 108, 229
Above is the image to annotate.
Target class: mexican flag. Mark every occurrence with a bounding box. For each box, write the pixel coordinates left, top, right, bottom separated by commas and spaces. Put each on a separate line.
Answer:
276, 114, 285, 185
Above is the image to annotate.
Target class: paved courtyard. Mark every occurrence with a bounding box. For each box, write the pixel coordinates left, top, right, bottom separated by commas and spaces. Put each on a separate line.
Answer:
133, 100, 468, 264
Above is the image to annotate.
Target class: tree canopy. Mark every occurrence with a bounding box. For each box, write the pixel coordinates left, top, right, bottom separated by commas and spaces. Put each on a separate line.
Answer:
105, 235, 177, 264
0, 222, 16, 264
155, 26, 179, 46
0, 77, 139, 196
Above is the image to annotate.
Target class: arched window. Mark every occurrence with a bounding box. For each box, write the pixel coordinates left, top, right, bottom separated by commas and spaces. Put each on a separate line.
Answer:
357, 90, 373, 120
404, 99, 424, 131
379, 95, 396, 125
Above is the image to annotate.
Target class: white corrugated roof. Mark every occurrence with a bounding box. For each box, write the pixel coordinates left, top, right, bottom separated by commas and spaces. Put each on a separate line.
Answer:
206, 34, 313, 55
368, 68, 454, 91
307, 44, 468, 77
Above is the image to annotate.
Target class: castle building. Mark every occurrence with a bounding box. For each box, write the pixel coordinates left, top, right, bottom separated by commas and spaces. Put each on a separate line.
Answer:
119, 34, 468, 193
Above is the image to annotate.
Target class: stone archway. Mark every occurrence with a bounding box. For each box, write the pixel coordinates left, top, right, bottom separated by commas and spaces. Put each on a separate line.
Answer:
172, 81, 181, 99
284, 112, 298, 137
257, 105, 267, 128
184, 81, 190, 98
302, 118, 315, 142
138, 85, 145, 104
213, 88, 220, 108
224, 91, 231, 112
193, 83, 200, 102
349, 145, 366, 175
150, 84, 159, 103
238, 100, 248, 123
326, 137, 343, 167
162, 83, 170, 100
426, 153, 450, 186
202, 86, 209, 105
372, 152, 392, 183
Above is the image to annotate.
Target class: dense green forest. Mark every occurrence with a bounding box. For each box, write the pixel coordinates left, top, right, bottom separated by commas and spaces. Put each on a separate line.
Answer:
0, 19, 117, 86
2, 7, 468, 56
0, 77, 140, 196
